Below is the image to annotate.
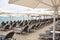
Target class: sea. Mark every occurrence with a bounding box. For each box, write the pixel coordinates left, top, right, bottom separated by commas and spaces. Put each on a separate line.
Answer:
0, 16, 29, 23
0, 16, 51, 23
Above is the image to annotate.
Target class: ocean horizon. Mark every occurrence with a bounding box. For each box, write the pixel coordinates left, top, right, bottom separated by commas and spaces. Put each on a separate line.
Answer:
0, 16, 51, 23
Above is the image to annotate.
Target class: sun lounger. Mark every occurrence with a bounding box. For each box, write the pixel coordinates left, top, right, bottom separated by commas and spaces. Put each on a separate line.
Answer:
50, 26, 60, 31
39, 34, 60, 40
45, 30, 52, 34
12, 23, 16, 28
0, 30, 15, 40
0, 24, 10, 31
0, 22, 6, 28
27, 24, 36, 32
35, 23, 40, 29
15, 25, 29, 34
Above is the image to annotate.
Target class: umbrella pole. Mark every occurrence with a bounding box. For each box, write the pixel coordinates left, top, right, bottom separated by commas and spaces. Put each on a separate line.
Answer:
53, 11, 56, 40
10, 16, 13, 21
53, 6, 58, 40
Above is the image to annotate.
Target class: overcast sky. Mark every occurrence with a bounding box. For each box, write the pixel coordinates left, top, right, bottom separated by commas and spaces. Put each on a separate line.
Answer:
0, 0, 52, 14
0, 0, 33, 13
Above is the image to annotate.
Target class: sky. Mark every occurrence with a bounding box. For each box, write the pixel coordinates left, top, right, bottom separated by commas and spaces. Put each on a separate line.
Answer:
0, 0, 53, 13
0, 0, 33, 13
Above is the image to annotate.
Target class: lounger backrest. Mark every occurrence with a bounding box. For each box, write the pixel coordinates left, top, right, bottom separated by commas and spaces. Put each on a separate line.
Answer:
23, 26, 29, 32
12, 23, 16, 27
36, 23, 40, 27
25, 22, 28, 25
29, 21, 31, 25
10, 21, 13, 25
1, 22, 6, 27
4, 24, 10, 29
5, 31, 15, 40
20, 22, 23, 26
31, 25, 36, 29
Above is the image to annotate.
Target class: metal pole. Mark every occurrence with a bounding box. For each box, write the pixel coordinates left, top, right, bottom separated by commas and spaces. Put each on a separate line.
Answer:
10, 16, 12, 21
53, 6, 58, 40
53, 10, 56, 40
39, 16, 41, 23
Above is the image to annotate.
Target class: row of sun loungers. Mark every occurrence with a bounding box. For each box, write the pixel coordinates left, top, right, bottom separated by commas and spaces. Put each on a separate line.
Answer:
14, 18, 53, 34
39, 20, 60, 40
0, 18, 53, 40
0, 18, 53, 31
